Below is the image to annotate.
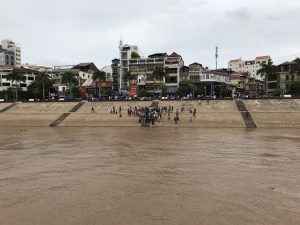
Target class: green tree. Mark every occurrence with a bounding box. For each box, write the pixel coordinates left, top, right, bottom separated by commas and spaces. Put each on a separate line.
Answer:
188, 83, 200, 98
291, 58, 300, 76
272, 88, 282, 97
92, 70, 107, 98
6, 69, 26, 101
131, 52, 141, 59
257, 60, 277, 96
61, 71, 78, 96
92, 70, 106, 82
123, 71, 135, 82
36, 72, 50, 100
152, 66, 165, 81
290, 81, 300, 96
161, 85, 168, 96
138, 89, 147, 97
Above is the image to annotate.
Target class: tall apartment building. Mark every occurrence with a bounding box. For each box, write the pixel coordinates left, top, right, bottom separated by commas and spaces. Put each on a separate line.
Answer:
119, 41, 139, 91
111, 58, 120, 93
0, 39, 21, 66
228, 56, 270, 79
164, 52, 184, 93
0, 48, 15, 66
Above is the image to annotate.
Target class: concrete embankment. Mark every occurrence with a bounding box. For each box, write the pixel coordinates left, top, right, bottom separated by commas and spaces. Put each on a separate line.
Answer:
0, 99, 299, 128
245, 99, 300, 128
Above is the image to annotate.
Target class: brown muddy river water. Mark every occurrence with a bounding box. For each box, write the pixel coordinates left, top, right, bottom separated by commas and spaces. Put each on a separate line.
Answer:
0, 127, 299, 225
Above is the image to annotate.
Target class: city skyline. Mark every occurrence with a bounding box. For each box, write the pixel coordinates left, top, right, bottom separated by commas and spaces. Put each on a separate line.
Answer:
1, 0, 300, 68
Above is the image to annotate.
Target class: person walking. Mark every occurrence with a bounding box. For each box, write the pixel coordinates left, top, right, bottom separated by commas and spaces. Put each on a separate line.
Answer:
193, 108, 196, 117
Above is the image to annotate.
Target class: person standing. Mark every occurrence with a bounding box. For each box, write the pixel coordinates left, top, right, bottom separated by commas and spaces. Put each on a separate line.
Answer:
193, 108, 196, 117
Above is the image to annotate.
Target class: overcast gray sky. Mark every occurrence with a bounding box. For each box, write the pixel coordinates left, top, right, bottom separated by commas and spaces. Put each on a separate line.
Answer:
1, 0, 300, 69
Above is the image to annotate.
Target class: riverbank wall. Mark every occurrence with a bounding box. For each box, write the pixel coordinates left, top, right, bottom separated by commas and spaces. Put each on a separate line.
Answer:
0, 99, 299, 128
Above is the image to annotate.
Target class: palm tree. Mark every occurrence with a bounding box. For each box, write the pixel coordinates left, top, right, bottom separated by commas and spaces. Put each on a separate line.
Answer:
6, 69, 26, 101
257, 60, 277, 96
61, 71, 78, 96
92, 71, 106, 98
36, 72, 50, 100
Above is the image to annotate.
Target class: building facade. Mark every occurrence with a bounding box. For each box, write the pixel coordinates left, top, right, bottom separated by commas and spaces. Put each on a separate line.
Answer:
0, 48, 15, 66
119, 41, 140, 91
0, 39, 21, 66
111, 58, 120, 94
164, 52, 184, 93
228, 56, 270, 79
128, 53, 166, 96
266, 60, 299, 96
0, 65, 38, 91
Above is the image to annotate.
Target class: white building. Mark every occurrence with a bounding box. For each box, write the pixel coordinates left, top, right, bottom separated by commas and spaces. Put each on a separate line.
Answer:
1, 39, 21, 66
228, 56, 270, 79
100, 66, 113, 82
119, 40, 140, 91
0, 48, 15, 66
0, 65, 38, 91
22, 63, 53, 73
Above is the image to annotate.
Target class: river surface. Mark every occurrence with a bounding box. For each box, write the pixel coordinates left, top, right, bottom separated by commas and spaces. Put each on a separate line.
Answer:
0, 127, 299, 225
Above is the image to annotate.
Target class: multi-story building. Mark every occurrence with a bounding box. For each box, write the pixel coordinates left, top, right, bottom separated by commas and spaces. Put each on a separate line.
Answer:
111, 58, 120, 93
119, 41, 140, 91
0, 65, 38, 91
0, 48, 15, 66
230, 71, 248, 94
267, 60, 299, 95
100, 66, 113, 82
0, 39, 21, 66
228, 56, 271, 79
129, 53, 166, 96
189, 67, 231, 97
164, 52, 184, 93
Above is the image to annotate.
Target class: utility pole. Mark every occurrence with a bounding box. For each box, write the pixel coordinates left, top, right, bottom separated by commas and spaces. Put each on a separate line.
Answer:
215, 46, 218, 70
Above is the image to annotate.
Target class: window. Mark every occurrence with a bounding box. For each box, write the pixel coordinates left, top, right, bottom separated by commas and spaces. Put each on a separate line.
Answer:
286, 75, 289, 81
2, 83, 10, 86
268, 83, 277, 89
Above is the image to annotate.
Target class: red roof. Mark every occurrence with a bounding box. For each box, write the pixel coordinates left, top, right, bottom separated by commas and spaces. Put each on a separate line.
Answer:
229, 59, 240, 63
73, 62, 93, 67
72, 62, 99, 72
0, 65, 38, 74
89, 81, 112, 88
255, 56, 269, 60
0, 65, 13, 69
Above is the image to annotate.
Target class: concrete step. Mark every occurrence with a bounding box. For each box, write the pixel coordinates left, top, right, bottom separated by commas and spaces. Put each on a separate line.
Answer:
49, 113, 71, 127
69, 102, 85, 112
0, 103, 17, 113
235, 99, 257, 128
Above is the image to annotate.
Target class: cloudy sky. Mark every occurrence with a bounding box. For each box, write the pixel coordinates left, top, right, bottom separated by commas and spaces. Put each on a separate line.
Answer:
1, 0, 300, 69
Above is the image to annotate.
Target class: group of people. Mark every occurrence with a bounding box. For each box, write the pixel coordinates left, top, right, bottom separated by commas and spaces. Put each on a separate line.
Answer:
99, 103, 202, 125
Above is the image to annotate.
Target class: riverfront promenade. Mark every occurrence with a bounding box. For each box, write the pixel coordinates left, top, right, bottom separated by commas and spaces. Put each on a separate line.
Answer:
0, 99, 300, 128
